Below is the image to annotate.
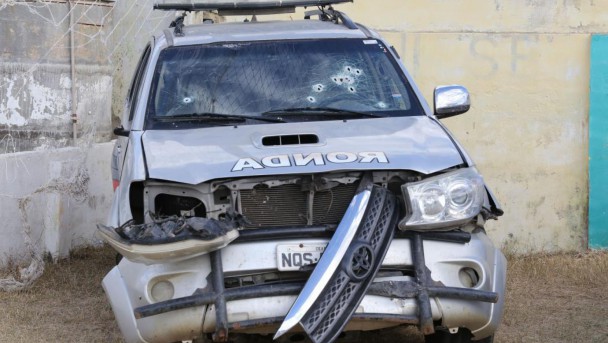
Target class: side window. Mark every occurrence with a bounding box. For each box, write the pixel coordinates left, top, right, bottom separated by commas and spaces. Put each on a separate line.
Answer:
127, 45, 152, 122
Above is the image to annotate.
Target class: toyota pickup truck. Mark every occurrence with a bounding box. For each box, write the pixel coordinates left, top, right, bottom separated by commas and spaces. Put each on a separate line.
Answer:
99, 1, 506, 342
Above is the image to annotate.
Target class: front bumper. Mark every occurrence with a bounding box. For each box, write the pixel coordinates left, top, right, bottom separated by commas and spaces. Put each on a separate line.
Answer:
102, 228, 506, 343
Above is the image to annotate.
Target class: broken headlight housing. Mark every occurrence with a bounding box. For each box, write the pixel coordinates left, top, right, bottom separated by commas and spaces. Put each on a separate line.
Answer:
399, 168, 485, 230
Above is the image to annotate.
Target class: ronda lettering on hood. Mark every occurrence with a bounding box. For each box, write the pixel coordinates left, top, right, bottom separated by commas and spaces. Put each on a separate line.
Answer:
232, 152, 389, 172
141, 117, 466, 185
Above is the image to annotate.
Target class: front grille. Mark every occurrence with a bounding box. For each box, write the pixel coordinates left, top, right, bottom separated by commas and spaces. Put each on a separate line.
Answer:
301, 186, 399, 343
240, 182, 358, 228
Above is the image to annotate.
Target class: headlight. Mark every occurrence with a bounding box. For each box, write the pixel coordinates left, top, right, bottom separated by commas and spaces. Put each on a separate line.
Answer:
399, 168, 485, 230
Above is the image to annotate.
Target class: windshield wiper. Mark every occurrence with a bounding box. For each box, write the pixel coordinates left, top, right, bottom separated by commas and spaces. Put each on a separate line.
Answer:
261, 107, 383, 119
154, 113, 285, 123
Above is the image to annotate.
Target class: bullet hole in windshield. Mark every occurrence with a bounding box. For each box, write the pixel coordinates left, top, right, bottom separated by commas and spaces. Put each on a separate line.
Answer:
313, 84, 325, 92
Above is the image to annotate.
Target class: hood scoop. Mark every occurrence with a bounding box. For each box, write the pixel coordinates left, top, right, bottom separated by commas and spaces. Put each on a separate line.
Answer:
262, 134, 319, 146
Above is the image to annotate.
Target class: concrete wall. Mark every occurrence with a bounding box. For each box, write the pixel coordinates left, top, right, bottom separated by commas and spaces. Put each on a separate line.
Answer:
0, 142, 114, 266
339, 0, 604, 252
0, 1, 173, 151
0, 2, 114, 152
0, 0, 171, 266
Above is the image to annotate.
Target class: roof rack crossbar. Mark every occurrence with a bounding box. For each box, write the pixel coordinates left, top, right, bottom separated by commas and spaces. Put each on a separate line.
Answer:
334, 10, 357, 29
153, 0, 352, 12
218, 7, 295, 16
169, 12, 187, 37
304, 7, 357, 30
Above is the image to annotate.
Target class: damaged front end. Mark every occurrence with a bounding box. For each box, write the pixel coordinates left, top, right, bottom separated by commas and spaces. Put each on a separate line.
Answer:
100, 170, 505, 343
97, 215, 239, 265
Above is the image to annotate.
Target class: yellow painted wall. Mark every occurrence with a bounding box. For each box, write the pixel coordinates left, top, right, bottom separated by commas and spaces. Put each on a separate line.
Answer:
340, 1, 596, 252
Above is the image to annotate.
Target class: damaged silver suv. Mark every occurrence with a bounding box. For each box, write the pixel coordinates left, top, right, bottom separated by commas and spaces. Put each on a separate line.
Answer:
99, 1, 506, 342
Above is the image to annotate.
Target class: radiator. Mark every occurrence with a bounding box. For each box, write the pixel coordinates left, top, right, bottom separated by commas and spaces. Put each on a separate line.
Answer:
240, 183, 358, 228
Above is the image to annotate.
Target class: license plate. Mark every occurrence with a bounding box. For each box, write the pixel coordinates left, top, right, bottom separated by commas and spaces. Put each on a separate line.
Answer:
277, 244, 326, 271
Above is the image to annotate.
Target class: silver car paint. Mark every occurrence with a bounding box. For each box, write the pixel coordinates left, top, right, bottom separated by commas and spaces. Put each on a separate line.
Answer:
105, 18, 505, 342
114, 20, 474, 191
103, 231, 505, 343
111, 131, 147, 226
141, 116, 465, 185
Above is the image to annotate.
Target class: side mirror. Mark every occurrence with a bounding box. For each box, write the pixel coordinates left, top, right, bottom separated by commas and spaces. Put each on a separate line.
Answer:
434, 85, 471, 119
113, 126, 130, 137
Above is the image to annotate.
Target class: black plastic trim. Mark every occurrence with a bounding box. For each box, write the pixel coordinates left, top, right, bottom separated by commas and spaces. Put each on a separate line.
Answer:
234, 226, 471, 244
135, 282, 304, 319
235, 226, 335, 242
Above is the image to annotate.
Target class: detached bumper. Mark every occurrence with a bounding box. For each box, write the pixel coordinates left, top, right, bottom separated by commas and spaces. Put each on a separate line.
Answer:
103, 229, 506, 343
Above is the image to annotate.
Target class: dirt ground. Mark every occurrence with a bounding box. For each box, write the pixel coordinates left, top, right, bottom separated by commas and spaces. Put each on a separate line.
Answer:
0, 247, 606, 343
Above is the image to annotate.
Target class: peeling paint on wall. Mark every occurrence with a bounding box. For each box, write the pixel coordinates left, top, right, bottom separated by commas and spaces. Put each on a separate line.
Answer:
0, 63, 113, 152
0, 69, 71, 126
0, 1, 117, 153
0, 79, 27, 126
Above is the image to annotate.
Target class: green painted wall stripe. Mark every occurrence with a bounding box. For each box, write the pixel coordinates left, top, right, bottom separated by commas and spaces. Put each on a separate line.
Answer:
589, 35, 608, 249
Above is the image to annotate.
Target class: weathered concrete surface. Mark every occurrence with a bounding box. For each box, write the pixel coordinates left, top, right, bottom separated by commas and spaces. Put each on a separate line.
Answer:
0, 62, 112, 151
0, 2, 114, 152
0, 1, 171, 266
0, 142, 114, 266
340, 1, 594, 252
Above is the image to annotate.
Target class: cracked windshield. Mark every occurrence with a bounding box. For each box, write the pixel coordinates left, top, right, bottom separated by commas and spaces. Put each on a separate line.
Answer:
147, 38, 423, 126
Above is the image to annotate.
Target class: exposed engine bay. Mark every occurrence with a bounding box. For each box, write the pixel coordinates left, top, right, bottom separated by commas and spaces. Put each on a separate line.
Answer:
129, 171, 420, 235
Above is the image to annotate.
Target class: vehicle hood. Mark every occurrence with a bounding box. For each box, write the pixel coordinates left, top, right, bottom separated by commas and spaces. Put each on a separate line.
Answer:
141, 116, 464, 185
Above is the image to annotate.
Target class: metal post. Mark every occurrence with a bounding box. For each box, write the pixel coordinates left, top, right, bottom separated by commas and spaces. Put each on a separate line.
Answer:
68, 1, 78, 142
411, 233, 434, 335
210, 251, 229, 342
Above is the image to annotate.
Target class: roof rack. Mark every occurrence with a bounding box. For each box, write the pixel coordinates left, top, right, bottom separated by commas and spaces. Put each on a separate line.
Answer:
157, 0, 357, 37
304, 7, 356, 29
153, 0, 352, 14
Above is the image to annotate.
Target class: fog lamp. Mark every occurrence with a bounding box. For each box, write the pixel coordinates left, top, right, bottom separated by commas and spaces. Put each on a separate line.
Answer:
459, 267, 480, 288
151, 280, 175, 302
